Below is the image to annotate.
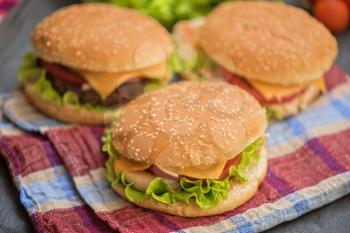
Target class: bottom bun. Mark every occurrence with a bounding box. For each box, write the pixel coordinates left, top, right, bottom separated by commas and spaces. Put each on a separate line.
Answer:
113, 147, 268, 217
23, 84, 118, 125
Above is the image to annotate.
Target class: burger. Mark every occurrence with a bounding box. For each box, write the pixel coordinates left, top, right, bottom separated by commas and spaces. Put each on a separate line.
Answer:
104, 80, 268, 217
173, 1, 337, 119
18, 3, 173, 125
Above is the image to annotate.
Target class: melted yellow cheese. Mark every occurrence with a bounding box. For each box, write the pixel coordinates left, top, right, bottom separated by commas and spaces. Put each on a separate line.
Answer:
312, 76, 326, 93
161, 161, 227, 179
79, 62, 171, 100
114, 157, 150, 173
246, 76, 326, 100
113, 155, 226, 179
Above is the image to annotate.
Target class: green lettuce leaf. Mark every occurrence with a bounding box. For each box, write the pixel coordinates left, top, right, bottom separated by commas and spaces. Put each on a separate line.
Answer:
82, 0, 233, 29
143, 79, 167, 92
266, 106, 283, 121
18, 52, 165, 113
104, 127, 264, 209
18, 52, 110, 112
229, 138, 263, 182
168, 47, 217, 81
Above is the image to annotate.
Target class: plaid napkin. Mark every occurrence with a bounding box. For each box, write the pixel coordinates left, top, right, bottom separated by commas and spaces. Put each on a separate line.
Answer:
0, 65, 350, 233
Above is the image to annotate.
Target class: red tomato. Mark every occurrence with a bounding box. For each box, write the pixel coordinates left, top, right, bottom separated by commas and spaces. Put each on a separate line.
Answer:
344, 0, 350, 10
41, 60, 86, 85
221, 69, 303, 105
314, 0, 349, 33
219, 155, 241, 180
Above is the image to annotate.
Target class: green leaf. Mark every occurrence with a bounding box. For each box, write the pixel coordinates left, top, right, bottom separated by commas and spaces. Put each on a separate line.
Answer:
62, 91, 80, 105
266, 106, 283, 120
102, 129, 120, 159
125, 184, 147, 202
143, 79, 166, 92
18, 52, 115, 113
229, 138, 264, 182
81, 0, 233, 29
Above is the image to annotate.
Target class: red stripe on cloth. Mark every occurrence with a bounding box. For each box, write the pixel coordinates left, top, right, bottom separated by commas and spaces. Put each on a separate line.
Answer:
32, 206, 111, 233
317, 129, 350, 170
0, 135, 53, 176
325, 65, 348, 91
47, 127, 106, 176
98, 206, 226, 233
268, 145, 336, 191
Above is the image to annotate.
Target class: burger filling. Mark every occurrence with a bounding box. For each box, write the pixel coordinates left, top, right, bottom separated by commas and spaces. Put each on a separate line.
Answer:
178, 52, 327, 119
18, 52, 169, 112
103, 129, 264, 209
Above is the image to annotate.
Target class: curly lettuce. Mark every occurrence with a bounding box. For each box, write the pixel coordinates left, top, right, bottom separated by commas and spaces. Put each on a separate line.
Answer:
18, 52, 165, 113
168, 47, 217, 81
104, 129, 263, 209
82, 0, 233, 29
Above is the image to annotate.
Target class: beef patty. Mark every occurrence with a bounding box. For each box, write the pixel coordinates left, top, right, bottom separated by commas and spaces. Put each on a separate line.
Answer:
47, 74, 145, 106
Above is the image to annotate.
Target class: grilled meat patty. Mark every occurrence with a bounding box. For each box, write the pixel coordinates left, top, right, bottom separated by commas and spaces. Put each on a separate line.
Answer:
47, 73, 145, 107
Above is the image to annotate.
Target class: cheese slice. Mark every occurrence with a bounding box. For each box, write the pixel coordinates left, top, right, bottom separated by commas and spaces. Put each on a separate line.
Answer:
114, 157, 150, 173
246, 76, 325, 101
78, 62, 171, 100
312, 76, 326, 93
161, 161, 227, 179
114, 155, 226, 179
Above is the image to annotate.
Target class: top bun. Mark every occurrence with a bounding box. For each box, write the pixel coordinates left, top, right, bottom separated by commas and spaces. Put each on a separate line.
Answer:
32, 3, 173, 73
112, 81, 267, 168
199, 1, 337, 85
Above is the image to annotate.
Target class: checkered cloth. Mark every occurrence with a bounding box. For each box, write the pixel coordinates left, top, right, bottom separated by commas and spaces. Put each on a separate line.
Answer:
0, 65, 350, 233
0, 0, 19, 22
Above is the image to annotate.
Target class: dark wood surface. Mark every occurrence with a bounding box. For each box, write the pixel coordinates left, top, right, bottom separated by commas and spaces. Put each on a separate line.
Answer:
0, 0, 349, 233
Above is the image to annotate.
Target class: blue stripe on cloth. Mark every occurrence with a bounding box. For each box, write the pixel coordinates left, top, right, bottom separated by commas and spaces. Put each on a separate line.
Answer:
331, 99, 350, 118
284, 193, 309, 216
2, 92, 67, 134
236, 222, 253, 233
227, 215, 249, 233
26, 171, 81, 204
78, 182, 122, 204
285, 117, 305, 136
18, 185, 38, 215
307, 138, 347, 173
343, 172, 350, 191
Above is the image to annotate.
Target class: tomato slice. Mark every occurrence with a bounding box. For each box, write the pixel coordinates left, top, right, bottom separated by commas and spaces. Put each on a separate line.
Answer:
221, 68, 303, 105
41, 60, 86, 85
218, 155, 241, 180
149, 155, 241, 181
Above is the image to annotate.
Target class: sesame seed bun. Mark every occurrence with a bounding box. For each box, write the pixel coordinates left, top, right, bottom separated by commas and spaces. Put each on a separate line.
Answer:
31, 3, 173, 73
199, 1, 337, 85
23, 84, 118, 125
112, 80, 267, 168
113, 146, 267, 217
